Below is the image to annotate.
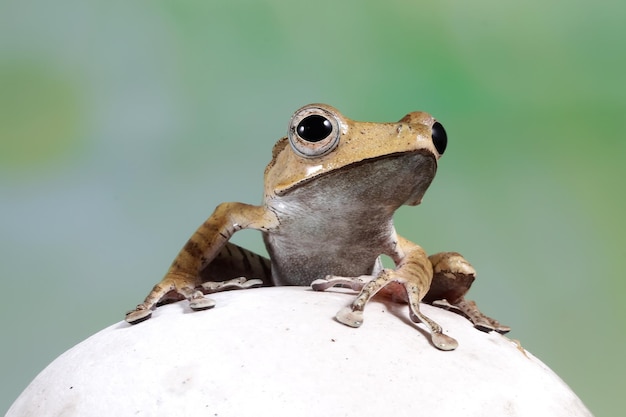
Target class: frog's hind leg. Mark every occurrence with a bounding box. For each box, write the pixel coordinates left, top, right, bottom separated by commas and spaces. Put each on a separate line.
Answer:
426, 252, 510, 334
186, 243, 271, 310
197, 243, 270, 292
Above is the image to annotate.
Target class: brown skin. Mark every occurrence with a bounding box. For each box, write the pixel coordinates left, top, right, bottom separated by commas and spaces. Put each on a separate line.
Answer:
126, 104, 508, 350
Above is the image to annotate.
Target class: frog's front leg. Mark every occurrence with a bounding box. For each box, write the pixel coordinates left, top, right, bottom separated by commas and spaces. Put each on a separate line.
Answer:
125, 203, 278, 324
313, 236, 459, 351
425, 252, 510, 334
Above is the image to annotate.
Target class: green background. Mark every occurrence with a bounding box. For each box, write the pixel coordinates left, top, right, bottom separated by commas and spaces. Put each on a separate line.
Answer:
1, 0, 623, 415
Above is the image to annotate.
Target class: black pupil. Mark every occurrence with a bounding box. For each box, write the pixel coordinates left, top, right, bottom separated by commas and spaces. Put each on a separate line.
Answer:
297, 115, 333, 142
431, 121, 447, 155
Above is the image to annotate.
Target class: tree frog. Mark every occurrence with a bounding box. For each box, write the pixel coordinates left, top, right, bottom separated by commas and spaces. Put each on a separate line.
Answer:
125, 104, 509, 350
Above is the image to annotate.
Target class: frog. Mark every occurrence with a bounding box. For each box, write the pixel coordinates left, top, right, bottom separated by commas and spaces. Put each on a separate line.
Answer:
125, 103, 509, 350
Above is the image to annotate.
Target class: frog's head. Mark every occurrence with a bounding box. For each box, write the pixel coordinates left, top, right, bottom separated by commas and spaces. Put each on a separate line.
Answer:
265, 104, 447, 207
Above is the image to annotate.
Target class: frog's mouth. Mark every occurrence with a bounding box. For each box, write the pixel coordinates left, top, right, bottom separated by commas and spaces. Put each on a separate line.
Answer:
275, 149, 437, 207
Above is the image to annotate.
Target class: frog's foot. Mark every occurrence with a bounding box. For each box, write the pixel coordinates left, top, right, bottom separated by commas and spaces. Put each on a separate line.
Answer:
125, 274, 216, 325
187, 290, 217, 311
200, 277, 264, 293
126, 288, 215, 325
311, 275, 372, 292
311, 273, 379, 326
433, 298, 511, 334
328, 270, 458, 351
125, 305, 153, 325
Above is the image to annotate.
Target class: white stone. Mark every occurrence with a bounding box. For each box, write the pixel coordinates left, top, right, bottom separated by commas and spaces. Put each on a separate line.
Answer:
6, 287, 592, 417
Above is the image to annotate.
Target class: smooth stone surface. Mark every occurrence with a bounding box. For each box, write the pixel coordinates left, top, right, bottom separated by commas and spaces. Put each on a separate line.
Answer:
7, 287, 592, 417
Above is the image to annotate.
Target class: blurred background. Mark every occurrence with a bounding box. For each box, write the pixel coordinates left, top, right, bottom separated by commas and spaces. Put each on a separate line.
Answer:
1, 0, 623, 415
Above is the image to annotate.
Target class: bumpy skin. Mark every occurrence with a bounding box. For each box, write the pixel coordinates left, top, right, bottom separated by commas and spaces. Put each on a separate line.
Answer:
125, 104, 509, 350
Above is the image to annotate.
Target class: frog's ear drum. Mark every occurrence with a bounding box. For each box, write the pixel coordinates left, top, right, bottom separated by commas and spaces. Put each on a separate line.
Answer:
288, 104, 341, 158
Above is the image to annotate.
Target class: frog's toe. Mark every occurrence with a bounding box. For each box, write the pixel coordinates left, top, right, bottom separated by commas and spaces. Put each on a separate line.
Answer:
440, 298, 511, 334
189, 296, 216, 311
494, 324, 511, 334
475, 314, 511, 334
431, 333, 458, 351
311, 275, 371, 292
200, 277, 263, 292
125, 308, 153, 325
311, 278, 334, 291
474, 318, 511, 334
239, 278, 264, 289
335, 306, 364, 328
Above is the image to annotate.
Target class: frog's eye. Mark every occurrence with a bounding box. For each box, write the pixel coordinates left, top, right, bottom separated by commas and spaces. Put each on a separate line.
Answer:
288, 105, 341, 158
431, 121, 447, 155
297, 115, 333, 142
